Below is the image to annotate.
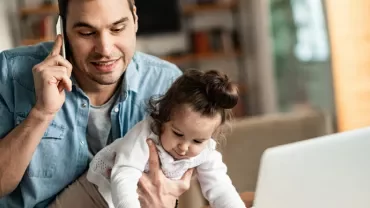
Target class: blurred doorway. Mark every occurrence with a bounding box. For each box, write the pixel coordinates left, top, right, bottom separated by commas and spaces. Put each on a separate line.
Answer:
267, 0, 335, 115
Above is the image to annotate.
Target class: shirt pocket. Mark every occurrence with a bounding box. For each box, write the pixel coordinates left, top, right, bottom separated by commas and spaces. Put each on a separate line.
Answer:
15, 113, 66, 178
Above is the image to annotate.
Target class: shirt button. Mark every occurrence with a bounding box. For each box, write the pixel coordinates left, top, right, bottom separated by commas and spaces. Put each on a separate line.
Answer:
81, 103, 87, 108
80, 141, 84, 145
114, 107, 119, 113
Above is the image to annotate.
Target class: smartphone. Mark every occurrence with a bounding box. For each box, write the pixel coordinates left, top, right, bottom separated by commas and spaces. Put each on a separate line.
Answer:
56, 16, 66, 59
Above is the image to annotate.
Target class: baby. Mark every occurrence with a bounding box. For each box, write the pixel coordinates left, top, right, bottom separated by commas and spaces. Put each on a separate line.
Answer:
87, 69, 246, 208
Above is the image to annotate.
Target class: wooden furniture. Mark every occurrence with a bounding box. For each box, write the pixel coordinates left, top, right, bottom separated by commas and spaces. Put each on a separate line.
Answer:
203, 192, 255, 208
16, 0, 242, 66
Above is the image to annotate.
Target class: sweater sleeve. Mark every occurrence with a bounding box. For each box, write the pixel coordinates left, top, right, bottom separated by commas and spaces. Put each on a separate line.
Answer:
110, 119, 152, 208
196, 151, 246, 208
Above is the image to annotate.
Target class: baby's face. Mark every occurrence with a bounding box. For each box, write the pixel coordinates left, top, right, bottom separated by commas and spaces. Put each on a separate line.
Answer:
160, 105, 221, 160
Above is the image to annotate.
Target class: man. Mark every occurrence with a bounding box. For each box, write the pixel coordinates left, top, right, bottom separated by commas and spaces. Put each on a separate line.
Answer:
0, 0, 192, 207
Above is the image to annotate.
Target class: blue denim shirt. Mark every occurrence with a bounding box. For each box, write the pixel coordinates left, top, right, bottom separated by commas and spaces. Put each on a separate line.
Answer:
0, 42, 182, 208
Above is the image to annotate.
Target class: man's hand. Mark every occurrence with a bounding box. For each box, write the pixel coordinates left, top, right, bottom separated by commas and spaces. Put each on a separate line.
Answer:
138, 139, 193, 208
32, 35, 72, 118
0, 35, 73, 196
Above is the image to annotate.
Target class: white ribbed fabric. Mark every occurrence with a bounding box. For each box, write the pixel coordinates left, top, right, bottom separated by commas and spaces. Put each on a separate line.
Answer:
87, 117, 245, 208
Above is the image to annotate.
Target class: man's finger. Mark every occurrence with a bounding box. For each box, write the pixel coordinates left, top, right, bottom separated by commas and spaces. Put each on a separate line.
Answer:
57, 72, 72, 92
43, 67, 70, 92
138, 174, 152, 192
54, 55, 72, 74
147, 139, 160, 177
60, 77, 72, 92
139, 173, 150, 186
42, 55, 72, 74
173, 168, 193, 194
50, 35, 63, 57
180, 168, 194, 182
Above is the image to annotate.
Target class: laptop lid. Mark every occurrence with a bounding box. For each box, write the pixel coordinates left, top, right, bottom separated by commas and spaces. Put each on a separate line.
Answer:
253, 127, 370, 208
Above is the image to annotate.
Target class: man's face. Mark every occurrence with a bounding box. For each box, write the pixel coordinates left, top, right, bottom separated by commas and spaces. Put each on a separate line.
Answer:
66, 0, 138, 86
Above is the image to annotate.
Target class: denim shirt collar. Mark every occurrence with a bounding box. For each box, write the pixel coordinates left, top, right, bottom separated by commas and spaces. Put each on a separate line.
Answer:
124, 53, 139, 93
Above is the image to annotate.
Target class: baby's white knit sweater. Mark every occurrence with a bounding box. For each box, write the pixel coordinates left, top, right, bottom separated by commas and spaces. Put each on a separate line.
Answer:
86, 117, 245, 208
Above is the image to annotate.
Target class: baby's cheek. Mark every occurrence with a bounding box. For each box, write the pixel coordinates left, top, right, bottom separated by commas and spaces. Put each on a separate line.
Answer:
160, 134, 174, 151
189, 146, 204, 157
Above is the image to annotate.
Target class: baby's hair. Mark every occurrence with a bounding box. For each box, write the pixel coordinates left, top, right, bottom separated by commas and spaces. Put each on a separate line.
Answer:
147, 69, 239, 143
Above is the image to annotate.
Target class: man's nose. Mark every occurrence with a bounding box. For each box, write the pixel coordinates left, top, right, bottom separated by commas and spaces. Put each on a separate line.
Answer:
94, 32, 113, 57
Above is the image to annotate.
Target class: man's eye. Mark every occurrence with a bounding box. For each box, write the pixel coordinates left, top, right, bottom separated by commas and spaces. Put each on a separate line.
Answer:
79, 31, 95, 36
112, 26, 125, 33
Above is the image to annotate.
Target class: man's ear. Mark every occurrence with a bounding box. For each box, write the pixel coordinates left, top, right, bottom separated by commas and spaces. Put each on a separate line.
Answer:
133, 6, 139, 33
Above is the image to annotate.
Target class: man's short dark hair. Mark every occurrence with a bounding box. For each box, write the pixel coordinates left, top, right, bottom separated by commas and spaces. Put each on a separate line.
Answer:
57, 0, 135, 21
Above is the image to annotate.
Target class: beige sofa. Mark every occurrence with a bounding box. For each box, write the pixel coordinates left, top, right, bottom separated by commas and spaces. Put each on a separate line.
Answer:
178, 108, 333, 208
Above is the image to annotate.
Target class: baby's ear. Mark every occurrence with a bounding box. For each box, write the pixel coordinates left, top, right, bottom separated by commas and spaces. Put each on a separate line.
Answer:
213, 126, 228, 150
212, 126, 222, 138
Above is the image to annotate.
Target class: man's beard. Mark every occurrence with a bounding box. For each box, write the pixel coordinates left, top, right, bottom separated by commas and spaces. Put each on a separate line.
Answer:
70, 57, 125, 87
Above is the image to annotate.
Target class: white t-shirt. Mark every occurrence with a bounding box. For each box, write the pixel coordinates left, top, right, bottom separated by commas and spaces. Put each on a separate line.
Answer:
86, 117, 245, 208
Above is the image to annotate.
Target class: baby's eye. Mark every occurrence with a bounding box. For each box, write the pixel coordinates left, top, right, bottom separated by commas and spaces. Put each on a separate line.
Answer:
172, 130, 183, 137
194, 140, 203, 144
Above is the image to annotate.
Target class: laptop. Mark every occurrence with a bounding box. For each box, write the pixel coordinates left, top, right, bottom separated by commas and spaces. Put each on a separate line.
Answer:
253, 127, 370, 208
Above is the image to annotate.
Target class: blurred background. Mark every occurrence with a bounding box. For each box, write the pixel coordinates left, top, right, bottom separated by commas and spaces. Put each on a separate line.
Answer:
0, 0, 368, 134
2, 1, 370, 205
